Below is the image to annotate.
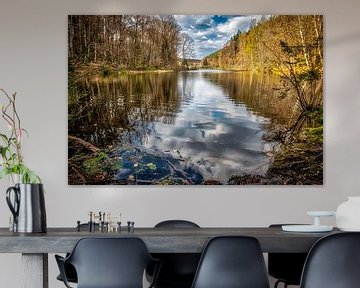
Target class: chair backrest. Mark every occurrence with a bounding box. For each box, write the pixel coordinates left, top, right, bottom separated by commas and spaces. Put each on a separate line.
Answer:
152, 220, 201, 286
300, 232, 360, 288
155, 220, 200, 228
67, 237, 154, 288
268, 224, 308, 285
191, 236, 270, 288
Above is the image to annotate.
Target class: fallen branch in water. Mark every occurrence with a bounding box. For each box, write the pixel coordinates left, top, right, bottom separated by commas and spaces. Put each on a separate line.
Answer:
163, 157, 193, 184
69, 163, 86, 184
68, 135, 100, 153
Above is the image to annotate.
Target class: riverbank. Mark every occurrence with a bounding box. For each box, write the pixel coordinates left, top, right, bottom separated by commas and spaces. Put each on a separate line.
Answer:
70, 61, 270, 81
229, 136, 323, 185
68, 132, 323, 185
70, 62, 186, 79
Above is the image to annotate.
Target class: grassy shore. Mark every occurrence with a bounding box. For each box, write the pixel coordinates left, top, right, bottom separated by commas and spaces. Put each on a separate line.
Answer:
70, 62, 181, 79
229, 135, 323, 185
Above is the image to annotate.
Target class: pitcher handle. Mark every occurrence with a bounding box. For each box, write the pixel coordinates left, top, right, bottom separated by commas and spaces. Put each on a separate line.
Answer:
6, 186, 20, 224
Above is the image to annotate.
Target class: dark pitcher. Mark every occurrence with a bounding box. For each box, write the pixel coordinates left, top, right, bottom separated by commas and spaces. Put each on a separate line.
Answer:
6, 183, 47, 233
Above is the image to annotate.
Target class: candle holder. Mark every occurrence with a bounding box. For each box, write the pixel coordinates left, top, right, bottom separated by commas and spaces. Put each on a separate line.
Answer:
282, 211, 335, 232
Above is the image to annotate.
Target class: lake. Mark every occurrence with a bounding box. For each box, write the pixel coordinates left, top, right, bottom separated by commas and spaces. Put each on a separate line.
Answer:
69, 70, 292, 184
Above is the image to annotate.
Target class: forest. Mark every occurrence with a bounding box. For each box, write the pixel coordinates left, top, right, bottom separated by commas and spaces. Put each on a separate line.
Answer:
68, 15, 193, 72
202, 15, 323, 184
204, 15, 323, 130
68, 15, 323, 185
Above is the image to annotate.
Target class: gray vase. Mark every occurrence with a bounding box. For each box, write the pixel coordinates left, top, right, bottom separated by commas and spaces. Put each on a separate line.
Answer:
6, 183, 47, 233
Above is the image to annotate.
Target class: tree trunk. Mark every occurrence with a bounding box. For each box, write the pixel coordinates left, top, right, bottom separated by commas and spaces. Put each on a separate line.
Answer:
298, 16, 310, 68
313, 15, 323, 67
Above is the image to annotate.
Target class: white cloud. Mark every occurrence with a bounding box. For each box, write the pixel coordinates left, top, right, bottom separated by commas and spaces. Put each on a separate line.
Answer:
217, 15, 262, 35
174, 15, 213, 29
203, 38, 223, 48
174, 15, 269, 59
195, 30, 212, 37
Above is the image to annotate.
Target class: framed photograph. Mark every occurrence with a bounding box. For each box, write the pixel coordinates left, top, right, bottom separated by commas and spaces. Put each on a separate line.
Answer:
68, 15, 323, 185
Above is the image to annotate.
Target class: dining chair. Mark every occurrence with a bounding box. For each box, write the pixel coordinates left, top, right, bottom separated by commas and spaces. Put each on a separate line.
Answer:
191, 236, 270, 288
56, 223, 99, 284
147, 220, 201, 288
55, 237, 161, 288
300, 232, 360, 288
268, 224, 308, 288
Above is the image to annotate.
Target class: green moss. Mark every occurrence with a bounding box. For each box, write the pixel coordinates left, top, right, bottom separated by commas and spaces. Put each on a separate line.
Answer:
157, 176, 189, 185
305, 107, 323, 125
83, 152, 108, 176
83, 152, 121, 177
305, 126, 323, 143
118, 69, 128, 75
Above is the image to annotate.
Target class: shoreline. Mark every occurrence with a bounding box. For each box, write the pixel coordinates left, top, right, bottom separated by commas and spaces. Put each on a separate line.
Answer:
229, 135, 323, 185
70, 61, 272, 79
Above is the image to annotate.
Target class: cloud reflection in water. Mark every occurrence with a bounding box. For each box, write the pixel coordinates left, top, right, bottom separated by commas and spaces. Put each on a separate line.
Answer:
143, 71, 270, 182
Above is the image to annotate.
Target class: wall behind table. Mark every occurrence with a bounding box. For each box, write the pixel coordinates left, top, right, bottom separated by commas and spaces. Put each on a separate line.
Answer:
1, 0, 360, 287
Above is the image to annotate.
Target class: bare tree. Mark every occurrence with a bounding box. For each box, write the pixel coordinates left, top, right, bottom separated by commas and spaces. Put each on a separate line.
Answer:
68, 15, 182, 70
178, 32, 195, 68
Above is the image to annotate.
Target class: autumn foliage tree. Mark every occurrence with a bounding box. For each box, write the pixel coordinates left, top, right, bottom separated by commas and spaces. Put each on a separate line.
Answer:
204, 15, 323, 135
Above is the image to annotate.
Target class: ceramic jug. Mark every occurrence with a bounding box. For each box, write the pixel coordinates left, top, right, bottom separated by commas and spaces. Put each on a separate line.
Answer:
6, 183, 47, 233
336, 196, 360, 231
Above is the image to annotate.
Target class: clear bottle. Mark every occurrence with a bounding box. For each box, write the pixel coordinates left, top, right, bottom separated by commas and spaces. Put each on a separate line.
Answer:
9, 213, 13, 232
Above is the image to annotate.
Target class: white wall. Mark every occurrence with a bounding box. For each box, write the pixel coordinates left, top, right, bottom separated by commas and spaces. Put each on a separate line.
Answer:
0, 0, 360, 287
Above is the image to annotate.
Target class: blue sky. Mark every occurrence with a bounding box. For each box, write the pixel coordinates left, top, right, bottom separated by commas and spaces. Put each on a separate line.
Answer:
174, 15, 269, 59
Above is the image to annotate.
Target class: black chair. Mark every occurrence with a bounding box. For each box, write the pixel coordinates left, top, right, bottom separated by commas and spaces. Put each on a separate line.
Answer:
268, 224, 308, 288
191, 236, 270, 288
55, 237, 160, 288
56, 262, 77, 284
300, 232, 360, 288
56, 223, 99, 284
148, 220, 201, 288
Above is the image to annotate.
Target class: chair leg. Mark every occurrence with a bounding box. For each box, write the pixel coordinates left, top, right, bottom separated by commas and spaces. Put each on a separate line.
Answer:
274, 280, 289, 288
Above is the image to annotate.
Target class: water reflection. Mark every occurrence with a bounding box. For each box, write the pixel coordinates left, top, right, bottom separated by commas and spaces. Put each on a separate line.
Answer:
144, 71, 270, 181
69, 70, 292, 183
69, 72, 181, 147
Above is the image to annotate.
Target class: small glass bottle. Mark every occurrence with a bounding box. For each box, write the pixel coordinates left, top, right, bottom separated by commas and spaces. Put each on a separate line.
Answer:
9, 213, 13, 232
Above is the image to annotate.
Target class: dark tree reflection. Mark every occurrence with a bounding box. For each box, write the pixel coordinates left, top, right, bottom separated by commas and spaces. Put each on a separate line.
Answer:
69, 72, 181, 148
200, 71, 296, 126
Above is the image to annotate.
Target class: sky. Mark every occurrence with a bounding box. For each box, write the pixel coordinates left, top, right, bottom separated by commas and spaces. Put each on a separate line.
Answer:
174, 15, 269, 59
